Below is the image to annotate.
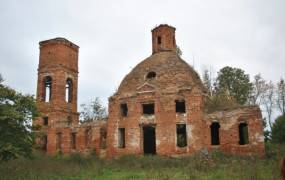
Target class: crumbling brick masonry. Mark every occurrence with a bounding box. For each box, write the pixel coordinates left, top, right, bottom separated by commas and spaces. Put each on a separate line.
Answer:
34, 24, 265, 157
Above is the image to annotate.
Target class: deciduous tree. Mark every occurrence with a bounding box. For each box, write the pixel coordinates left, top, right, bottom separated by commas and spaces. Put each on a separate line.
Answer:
0, 74, 38, 161
261, 81, 275, 130
271, 115, 285, 143
80, 97, 107, 122
214, 66, 252, 105
250, 74, 266, 106
277, 78, 285, 115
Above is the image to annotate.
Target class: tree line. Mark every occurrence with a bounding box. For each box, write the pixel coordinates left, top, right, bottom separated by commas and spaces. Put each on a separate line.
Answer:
1, 65, 285, 161
203, 66, 285, 143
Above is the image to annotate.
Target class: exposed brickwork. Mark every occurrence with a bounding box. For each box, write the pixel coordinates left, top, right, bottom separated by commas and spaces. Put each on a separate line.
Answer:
205, 107, 265, 155
34, 38, 107, 157
152, 24, 176, 54
106, 24, 265, 158
35, 25, 265, 158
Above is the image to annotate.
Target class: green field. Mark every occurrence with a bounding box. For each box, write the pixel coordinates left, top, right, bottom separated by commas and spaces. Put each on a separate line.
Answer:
0, 143, 283, 180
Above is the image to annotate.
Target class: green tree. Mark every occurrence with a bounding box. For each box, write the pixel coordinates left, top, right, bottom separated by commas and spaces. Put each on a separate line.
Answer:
214, 66, 252, 105
250, 74, 266, 106
80, 97, 107, 122
271, 115, 285, 143
277, 78, 285, 115
0, 74, 38, 161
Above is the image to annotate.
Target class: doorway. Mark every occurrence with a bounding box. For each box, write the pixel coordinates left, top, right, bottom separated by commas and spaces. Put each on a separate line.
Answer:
143, 126, 156, 155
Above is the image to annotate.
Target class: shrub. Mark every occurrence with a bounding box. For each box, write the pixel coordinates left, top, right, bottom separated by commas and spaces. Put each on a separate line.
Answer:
271, 115, 285, 143
205, 91, 239, 113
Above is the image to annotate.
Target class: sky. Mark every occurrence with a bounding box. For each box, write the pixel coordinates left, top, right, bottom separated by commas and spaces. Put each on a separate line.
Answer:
0, 0, 284, 110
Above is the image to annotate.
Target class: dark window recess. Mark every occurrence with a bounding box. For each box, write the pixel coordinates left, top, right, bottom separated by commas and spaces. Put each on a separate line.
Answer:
43, 76, 52, 102
43, 116, 48, 125
85, 128, 92, 148
177, 124, 187, 147
65, 78, 73, 103
118, 128, 125, 148
42, 135, 47, 152
56, 133, 62, 151
210, 122, 220, 145
120, 103, 128, 117
71, 133, 76, 150
146, 71, 156, 79
142, 103, 155, 115
157, 36, 162, 44
239, 123, 249, 145
100, 128, 107, 149
176, 100, 186, 113
67, 116, 72, 125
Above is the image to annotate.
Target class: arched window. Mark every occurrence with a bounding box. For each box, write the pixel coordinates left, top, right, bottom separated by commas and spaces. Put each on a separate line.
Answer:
43, 76, 52, 102
146, 71, 156, 79
65, 78, 73, 103
210, 122, 220, 145
239, 123, 249, 145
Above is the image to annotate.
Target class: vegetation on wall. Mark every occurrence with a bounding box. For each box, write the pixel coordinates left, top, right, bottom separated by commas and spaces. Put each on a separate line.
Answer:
203, 66, 285, 141
80, 97, 107, 123
204, 90, 240, 113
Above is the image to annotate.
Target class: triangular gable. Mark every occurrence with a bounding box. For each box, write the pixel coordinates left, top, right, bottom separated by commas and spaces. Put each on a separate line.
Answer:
137, 83, 156, 93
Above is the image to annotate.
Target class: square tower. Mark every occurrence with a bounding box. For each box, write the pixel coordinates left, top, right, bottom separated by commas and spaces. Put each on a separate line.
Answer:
35, 37, 79, 128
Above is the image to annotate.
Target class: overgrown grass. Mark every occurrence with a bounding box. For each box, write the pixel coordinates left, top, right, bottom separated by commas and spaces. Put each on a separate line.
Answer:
0, 143, 284, 180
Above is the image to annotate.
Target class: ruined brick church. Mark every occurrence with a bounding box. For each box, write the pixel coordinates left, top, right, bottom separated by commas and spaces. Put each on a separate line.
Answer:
34, 24, 265, 158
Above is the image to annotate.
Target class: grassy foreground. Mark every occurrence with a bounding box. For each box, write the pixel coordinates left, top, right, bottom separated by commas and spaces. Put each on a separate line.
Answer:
0, 144, 284, 180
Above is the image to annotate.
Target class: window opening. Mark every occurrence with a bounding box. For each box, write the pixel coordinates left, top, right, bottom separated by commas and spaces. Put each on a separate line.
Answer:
146, 71, 156, 79
43, 116, 48, 125
157, 36, 161, 44
211, 122, 220, 145
85, 128, 92, 148
176, 124, 187, 147
65, 78, 73, 103
71, 133, 76, 150
120, 103, 128, 117
239, 123, 249, 145
56, 132, 62, 151
100, 128, 107, 149
118, 128, 125, 148
67, 116, 72, 126
43, 135, 47, 152
142, 103, 155, 115
176, 100, 186, 113
44, 76, 52, 102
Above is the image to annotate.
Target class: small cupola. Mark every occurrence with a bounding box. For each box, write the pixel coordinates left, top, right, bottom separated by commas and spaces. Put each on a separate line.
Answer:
151, 24, 176, 54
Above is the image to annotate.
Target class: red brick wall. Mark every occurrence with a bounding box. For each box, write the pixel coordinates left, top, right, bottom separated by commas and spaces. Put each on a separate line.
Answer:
34, 26, 265, 158
152, 24, 176, 54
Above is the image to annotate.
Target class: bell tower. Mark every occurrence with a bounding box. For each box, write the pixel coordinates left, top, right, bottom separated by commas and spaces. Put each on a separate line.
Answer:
151, 24, 176, 54
35, 37, 79, 127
